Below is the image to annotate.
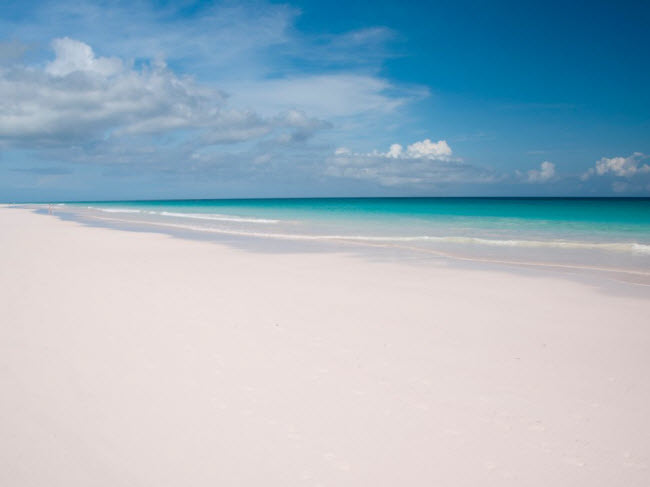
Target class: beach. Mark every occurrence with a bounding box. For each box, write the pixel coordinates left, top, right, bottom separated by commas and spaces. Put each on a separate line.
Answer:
1, 206, 649, 486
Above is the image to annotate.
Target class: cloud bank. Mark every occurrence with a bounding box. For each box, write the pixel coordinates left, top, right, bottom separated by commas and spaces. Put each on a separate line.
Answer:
0, 37, 330, 148
327, 139, 493, 187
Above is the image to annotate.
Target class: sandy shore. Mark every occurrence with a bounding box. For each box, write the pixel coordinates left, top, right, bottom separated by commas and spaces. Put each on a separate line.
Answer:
1, 207, 649, 486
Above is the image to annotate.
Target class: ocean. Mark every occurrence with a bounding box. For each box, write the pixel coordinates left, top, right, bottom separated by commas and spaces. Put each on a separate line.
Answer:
56, 197, 650, 278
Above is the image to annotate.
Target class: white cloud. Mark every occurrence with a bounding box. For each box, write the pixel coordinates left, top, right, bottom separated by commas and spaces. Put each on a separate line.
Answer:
524, 161, 556, 182
1, 38, 218, 142
386, 144, 403, 158
326, 139, 492, 187
4, 1, 424, 123
225, 75, 426, 119
404, 139, 452, 159
0, 38, 329, 149
46, 37, 123, 77
3, 1, 297, 78
582, 153, 649, 179
366, 139, 453, 161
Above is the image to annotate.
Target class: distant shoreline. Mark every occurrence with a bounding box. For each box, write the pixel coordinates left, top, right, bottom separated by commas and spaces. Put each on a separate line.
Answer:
19, 197, 650, 286
6, 195, 650, 205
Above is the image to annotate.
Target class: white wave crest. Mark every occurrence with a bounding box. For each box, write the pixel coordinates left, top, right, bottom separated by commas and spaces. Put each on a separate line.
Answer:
378, 235, 650, 254
89, 207, 142, 214
158, 211, 279, 224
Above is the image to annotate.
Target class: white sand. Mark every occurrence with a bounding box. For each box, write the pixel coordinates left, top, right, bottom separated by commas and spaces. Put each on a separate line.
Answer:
1, 207, 649, 486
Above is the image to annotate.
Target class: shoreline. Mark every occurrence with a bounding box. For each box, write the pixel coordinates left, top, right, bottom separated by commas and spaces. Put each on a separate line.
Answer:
26, 203, 650, 289
2, 207, 649, 486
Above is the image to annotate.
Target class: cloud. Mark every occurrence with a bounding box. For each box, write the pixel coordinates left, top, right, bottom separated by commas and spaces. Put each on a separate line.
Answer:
46, 37, 123, 77
1, 1, 297, 77
1, 38, 218, 143
11, 166, 72, 175
382, 139, 453, 160
2, 2, 425, 139
225, 75, 427, 119
322, 27, 395, 64
0, 38, 330, 150
523, 161, 555, 182
326, 139, 493, 187
582, 152, 649, 179
0, 40, 29, 64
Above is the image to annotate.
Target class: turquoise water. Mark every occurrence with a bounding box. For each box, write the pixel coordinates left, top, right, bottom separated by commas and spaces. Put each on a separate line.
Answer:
66, 197, 650, 239
61, 198, 650, 273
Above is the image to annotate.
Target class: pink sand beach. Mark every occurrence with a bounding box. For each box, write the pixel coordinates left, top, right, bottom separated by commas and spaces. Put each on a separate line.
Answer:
1, 207, 649, 486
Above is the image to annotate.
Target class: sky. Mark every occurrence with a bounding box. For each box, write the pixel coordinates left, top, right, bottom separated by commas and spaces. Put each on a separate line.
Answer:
1, 0, 649, 201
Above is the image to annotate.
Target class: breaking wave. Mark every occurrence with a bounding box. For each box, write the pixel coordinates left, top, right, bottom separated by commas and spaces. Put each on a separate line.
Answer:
88, 207, 142, 214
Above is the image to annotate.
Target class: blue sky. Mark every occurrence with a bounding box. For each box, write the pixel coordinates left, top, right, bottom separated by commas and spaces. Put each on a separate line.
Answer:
1, 0, 649, 201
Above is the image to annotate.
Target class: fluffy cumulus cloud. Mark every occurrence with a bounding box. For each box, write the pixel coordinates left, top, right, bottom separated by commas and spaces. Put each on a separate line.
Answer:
46, 37, 123, 77
326, 139, 493, 187
381, 139, 453, 160
522, 161, 556, 183
582, 152, 649, 179
0, 37, 328, 148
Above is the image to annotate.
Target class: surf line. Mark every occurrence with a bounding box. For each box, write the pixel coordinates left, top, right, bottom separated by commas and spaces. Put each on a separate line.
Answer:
65, 211, 650, 282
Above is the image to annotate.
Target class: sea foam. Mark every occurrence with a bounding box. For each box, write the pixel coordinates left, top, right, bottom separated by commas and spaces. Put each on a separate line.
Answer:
89, 207, 278, 223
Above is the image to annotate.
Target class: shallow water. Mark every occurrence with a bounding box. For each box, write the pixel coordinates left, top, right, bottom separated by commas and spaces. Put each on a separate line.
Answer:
51, 197, 650, 278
